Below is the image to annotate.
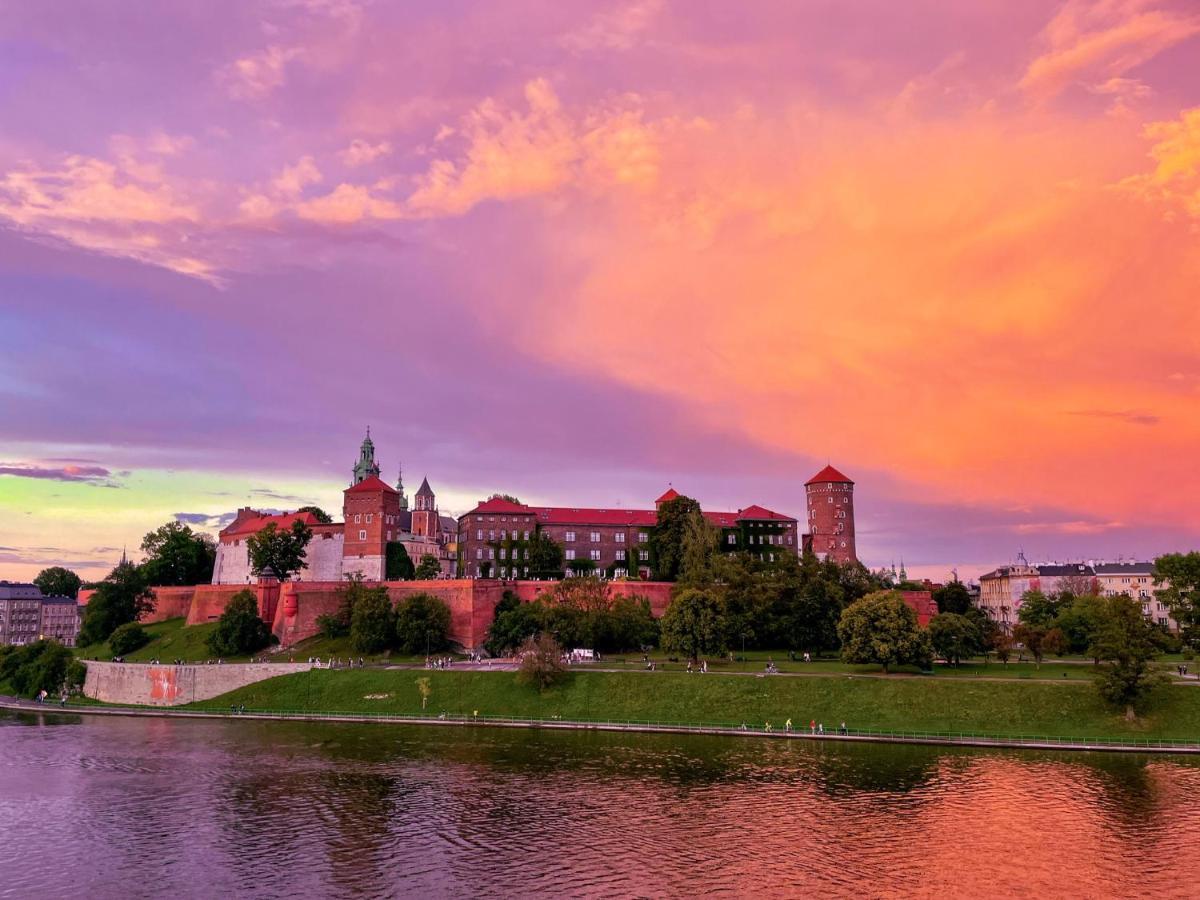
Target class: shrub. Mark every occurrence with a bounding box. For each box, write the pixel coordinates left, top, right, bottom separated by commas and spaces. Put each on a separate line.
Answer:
206, 590, 272, 657
394, 593, 451, 655
108, 622, 150, 656
2, 641, 74, 698
350, 585, 395, 654
516, 633, 567, 690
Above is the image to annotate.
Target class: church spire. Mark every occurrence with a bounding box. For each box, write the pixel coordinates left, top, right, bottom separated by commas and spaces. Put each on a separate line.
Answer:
352, 428, 381, 485
396, 464, 409, 511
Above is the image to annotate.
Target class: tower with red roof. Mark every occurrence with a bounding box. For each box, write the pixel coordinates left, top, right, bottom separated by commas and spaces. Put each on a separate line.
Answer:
805, 464, 856, 564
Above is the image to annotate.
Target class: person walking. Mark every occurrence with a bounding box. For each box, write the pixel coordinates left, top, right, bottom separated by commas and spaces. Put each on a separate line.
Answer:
840, 721, 847, 735
818, 722, 824, 735
785, 718, 792, 733
810, 719, 816, 734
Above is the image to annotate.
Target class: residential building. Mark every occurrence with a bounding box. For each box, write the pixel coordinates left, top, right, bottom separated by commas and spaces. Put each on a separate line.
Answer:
0, 582, 43, 646
38, 595, 82, 647
1094, 561, 1176, 631
978, 564, 1039, 632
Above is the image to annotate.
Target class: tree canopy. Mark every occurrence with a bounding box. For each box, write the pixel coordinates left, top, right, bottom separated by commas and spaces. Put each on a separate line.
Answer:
394, 593, 452, 655
140, 521, 217, 586
660, 587, 726, 661
837, 590, 932, 673
1154, 552, 1200, 648
79, 561, 155, 646
932, 581, 972, 615
33, 566, 82, 600
652, 494, 703, 581
0, 640, 79, 698
414, 554, 442, 580
526, 531, 565, 578
927, 612, 982, 666
385, 542, 416, 580
246, 519, 312, 580
349, 584, 395, 653
206, 589, 272, 657
1091, 594, 1169, 719
296, 505, 333, 524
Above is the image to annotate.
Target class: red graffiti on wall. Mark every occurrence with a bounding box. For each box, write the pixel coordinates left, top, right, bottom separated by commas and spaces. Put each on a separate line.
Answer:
148, 667, 181, 701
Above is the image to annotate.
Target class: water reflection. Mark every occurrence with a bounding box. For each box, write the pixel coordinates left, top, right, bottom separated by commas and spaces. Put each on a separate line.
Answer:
2, 713, 1199, 898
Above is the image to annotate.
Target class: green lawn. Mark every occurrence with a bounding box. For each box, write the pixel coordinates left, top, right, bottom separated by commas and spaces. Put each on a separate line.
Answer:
198, 668, 1200, 741
275, 633, 433, 666
75, 618, 249, 663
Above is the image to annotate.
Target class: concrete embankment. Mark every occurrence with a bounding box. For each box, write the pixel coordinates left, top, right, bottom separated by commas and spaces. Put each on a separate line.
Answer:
4, 697, 1199, 756
83, 660, 313, 706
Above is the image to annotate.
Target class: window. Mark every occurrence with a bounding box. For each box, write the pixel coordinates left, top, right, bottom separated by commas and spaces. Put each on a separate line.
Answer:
616, 549, 625, 561
489, 530, 495, 540
638, 532, 649, 543
476, 529, 483, 540
366, 514, 373, 523
386, 530, 392, 541
358, 530, 367, 540
476, 549, 483, 560
500, 548, 507, 560
354, 514, 362, 523
488, 549, 495, 560
566, 549, 576, 561
828, 497, 833, 504
590, 531, 601, 543
499, 567, 507, 578
523, 531, 530, 541
590, 549, 601, 561
615, 532, 625, 543
615, 568, 627, 578
565, 531, 576, 542
639, 550, 649, 561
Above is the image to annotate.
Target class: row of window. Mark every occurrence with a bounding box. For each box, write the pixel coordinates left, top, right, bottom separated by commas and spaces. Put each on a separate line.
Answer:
477, 566, 641, 579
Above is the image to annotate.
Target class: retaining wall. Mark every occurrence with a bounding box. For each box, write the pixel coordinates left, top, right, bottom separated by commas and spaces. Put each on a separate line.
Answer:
83, 660, 312, 707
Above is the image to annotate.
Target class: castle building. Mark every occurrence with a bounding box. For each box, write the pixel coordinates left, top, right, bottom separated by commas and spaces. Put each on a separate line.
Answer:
211, 432, 457, 584
456, 488, 802, 580
804, 464, 857, 564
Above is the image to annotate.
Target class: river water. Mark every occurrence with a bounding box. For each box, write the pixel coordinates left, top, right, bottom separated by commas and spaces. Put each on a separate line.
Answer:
2, 712, 1199, 898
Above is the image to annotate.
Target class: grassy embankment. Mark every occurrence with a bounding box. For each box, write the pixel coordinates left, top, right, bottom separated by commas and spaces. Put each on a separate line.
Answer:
200, 667, 1200, 741
74, 617, 235, 663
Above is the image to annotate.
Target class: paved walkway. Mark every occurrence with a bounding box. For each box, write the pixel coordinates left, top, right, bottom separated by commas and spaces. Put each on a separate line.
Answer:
3, 696, 1197, 756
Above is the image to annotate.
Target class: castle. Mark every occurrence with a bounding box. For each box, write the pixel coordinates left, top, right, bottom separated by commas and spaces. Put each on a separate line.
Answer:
211, 431, 457, 584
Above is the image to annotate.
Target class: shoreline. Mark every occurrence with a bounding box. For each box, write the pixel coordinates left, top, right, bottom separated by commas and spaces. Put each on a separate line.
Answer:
4, 696, 1198, 756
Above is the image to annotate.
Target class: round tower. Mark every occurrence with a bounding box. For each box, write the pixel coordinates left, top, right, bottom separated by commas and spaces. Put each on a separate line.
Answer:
805, 464, 856, 564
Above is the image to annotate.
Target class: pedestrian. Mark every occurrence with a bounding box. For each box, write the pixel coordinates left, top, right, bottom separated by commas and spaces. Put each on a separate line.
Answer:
840, 721, 847, 735
60, 692, 67, 708
810, 719, 815, 734
765, 721, 772, 732
818, 722, 824, 735
785, 718, 792, 733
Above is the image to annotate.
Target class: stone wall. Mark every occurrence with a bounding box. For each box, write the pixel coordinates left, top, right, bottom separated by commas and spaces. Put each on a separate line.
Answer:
83, 660, 312, 707
212, 530, 345, 584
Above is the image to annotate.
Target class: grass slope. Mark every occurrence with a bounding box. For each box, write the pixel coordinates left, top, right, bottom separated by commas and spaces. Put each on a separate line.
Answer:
75, 618, 243, 663
200, 668, 1200, 741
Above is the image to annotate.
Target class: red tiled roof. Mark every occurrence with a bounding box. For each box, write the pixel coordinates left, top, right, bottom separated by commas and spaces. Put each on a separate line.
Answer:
736, 504, 792, 521
805, 464, 853, 485
655, 487, 680, 504
535, 506, 659, 526
345, 475, 398, 495
471, 496, 536, 514
704, 511, 740, 528
222, 510, 320, 537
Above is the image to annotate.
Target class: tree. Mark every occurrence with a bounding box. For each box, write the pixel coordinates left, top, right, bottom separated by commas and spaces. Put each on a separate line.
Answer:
597, 595, 659, 652
1, 640, 75, 698
349, 585, 395, 654
652, 495, 703, 581
415, 676, 433, 710
385, 542, 415, 580
526, 531, 565, 578
1091, 594, 1169, 720
515, 633, 567, 690
206, 589, 272, 656
246, 519, 313, 580
1154, 552, 1200, 648
108, 622, 150, 656
677, 510, 719, 587
79, 560, 155, 646
1012, 623, 1047, 667
486, 596, 546, 656
1017, 590, 1063, 629
139, 521, 217, 586
1055, 593, 1108, 659
394, 593, 452, 655
317, 574, 371, 639
296, 505, 332, 524
837, 591, 932, 673
33, 567, 82, 600
414, 554, 442, 580
567, 559, 597, 576
932, 581, 972, 615
660, 588, 726, 661
991, 630, 1013, 665
928, 612, 981, 666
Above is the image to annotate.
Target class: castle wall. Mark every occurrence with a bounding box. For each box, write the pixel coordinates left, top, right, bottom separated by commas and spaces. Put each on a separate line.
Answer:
83, 660, 312, 707
212, 531, 345, 584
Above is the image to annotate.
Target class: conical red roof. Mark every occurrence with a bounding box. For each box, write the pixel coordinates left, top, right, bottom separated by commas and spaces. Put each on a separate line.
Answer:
805, 464, 853, 485
655, 487, 681, 504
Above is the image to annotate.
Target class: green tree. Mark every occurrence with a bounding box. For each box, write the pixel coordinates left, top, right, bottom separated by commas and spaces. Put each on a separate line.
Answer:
385, 542, 415, 580
677, 510, 719, 587
515, 633, 567, 690
394, 593, 452, 655
778, 553, 847, 653
527, 531, 565, 578
660, 587, 726, 661
317, 574, 370, 638
1043, 626, 1069, 657
296, 505, 332, 524
932, 581, 972, 615
1, 640, 75, 698
1154, 552, 1200, 648
108, 622, 150, 656
1054, 593, 1108, 659
349, 585, 395, 654
485, 594, 545, 656
206, 589, 272, 656
928, 612, 981, 666
414, 554, 442, 579
33, 566, 82, 600
140, 521, 217, 586
1012, 623, 1048, 667
246, 520, 313, 580
837, 590, 933, 673
1091, 594, 1169, 720
79, 561, 155, 646
652, 494, 703, 581
1017, 590, 1064, 629
597, 595, 659, 652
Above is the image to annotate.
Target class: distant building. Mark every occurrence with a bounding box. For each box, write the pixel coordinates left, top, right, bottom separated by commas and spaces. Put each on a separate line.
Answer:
0, 582, 81, 647
1094, 561, 1176, 631
804, 465, 857, 564
978, 563, 1039, 632
212, 432, 457, 584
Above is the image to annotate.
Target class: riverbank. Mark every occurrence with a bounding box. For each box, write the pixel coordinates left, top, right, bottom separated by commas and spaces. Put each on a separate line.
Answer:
205, 666, 1200, 742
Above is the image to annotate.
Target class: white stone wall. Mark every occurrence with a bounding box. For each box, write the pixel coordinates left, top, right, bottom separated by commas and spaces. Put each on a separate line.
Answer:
342, 554, 384, 581
214, 533, 346, 584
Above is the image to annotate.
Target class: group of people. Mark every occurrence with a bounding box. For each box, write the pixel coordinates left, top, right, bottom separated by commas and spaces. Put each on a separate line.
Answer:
685, 660, 709, 673
425, 656, 453, 669
743, 718, 851, 736
32, 689, 68, 708
308, 657, 365, 669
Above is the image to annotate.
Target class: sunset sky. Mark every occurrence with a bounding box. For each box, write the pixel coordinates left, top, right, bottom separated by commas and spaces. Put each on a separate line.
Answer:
2, 0, 1198, 583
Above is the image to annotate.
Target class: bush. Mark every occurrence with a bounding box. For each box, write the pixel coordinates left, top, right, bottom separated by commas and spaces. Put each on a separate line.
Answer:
486, 596, 545, 656
206, 590, 272, 657
516, 633, 568, 690
108, 622, 150, 656
350, 585, 395, 654
1, 641, 74, 698
394, 593, 451, 655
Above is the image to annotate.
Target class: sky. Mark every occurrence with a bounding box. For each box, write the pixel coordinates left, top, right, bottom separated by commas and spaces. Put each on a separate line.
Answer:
1, 0, 1198, 584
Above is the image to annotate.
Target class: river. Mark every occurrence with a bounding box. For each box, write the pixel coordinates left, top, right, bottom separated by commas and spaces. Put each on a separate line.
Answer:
2, 711, 1198, 898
